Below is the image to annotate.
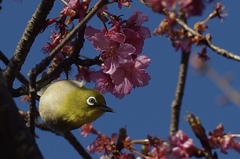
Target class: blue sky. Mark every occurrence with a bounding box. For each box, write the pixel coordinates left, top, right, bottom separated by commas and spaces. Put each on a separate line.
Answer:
1, 0, 240, 158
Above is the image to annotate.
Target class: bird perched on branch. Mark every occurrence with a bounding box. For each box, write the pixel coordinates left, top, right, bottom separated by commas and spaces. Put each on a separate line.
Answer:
39, 80, 114, 133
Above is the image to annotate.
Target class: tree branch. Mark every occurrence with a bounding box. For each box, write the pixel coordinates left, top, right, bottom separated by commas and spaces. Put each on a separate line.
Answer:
0, 50, 29, 86
175, 18, 240, 62
170, 15, 190, 134
0, 70, 43, 159
170, 50, 190, 134
3, 0, 55, 88
35, 122, 92, 159
64, 132, 92, 159
35, 24, 87, 89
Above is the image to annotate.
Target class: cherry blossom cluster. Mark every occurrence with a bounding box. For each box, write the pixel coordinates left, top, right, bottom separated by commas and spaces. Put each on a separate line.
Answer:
40, 0, 151, 98
83, 10, 151, 98
143, 0, 213, 17
41, 0, 89, 71
80, 121, 240, 159
144, 131, 197, 159
208, 124, 240, 154
143, 1, 226, 61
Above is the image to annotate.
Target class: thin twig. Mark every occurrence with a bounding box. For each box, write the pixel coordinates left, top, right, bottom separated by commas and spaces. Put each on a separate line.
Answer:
176, 18, 240, 62
64, 132, 92, 159
35, 121, 59, 135
35, 121, 92, 158
36, 121, 91, 158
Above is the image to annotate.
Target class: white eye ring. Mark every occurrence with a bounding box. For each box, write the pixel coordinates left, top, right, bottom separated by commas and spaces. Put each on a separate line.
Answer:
86, 97, 97, 106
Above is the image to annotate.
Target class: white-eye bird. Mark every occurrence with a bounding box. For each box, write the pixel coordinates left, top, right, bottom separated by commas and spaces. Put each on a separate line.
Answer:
39, 80, 114, 133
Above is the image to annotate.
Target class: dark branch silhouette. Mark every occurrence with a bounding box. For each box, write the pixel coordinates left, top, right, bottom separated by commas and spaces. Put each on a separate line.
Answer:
0, 70, 43, 159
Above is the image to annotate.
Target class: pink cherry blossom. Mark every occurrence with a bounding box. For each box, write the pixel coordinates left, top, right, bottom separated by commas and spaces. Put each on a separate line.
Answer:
208, 124, 240, 154
144, 0, 176, 13
112, 55, 150, 86
149, 143, 169, 158
147, 135, 170, 158
101, 42, 136, 74
173, 38, 192, 52
87, 135, 112, 154
168, 130, 197, 158
90, 70, 115, 94
111, 55, 151, 98
85, 26, 102, 41
90, 56, 151, 99
126, 10, 151, 39
75, 66, 92, 82
124, 10, 151, 55
85, 27, 136, 74
179, 0, 205, 17
80, 123, 100, 138
84, 11, 151, 98
124, 28, 144, 55
105, 26, 126, 44
85, 26, 126, 46
42, 31, 61, 53
63, 0, 88, 22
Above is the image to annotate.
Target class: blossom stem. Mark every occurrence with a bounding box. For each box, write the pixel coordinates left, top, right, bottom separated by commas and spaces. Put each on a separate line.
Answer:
64, 132, 92, 159
176, 18, 240, 62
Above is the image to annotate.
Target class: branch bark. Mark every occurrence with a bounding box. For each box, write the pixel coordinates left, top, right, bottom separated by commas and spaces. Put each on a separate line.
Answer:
0, 50, 29, 86
169, 15, 190, 134
170, 50, 190, 134
3, 0, 55, 88
0, 70, 43, 159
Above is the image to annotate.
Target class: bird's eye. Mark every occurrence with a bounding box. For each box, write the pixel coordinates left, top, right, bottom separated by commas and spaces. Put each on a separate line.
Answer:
86, 97, 97, 106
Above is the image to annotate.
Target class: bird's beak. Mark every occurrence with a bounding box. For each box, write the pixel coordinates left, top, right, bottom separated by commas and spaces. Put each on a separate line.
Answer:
98, 105, 115, 113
